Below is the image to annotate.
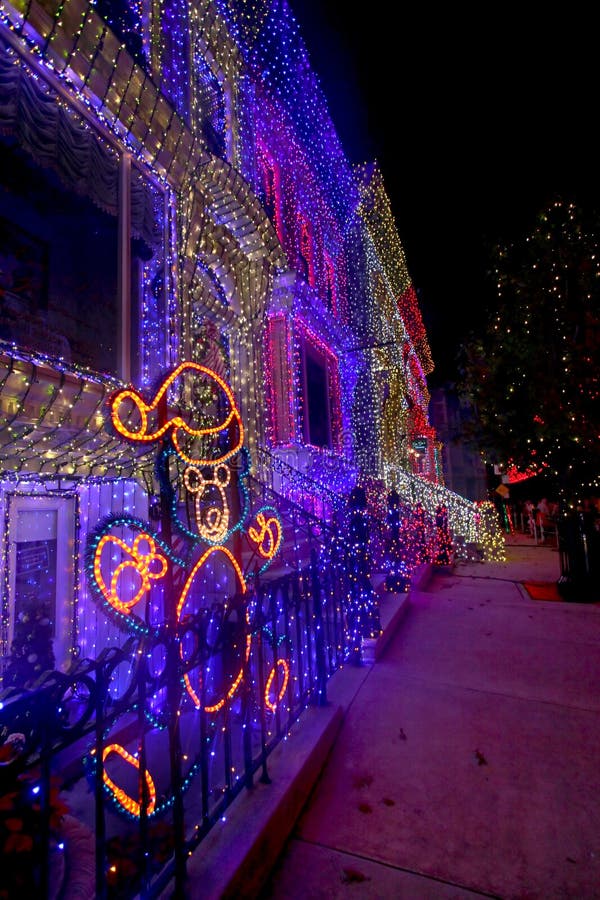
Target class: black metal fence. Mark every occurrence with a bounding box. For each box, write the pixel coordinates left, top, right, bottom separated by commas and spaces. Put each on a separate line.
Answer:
0, 449, 466, 899
0, 540, 353, 899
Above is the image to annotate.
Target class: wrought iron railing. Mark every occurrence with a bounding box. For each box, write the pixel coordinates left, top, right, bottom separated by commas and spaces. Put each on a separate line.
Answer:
384, 462, 505, 561
0, 471, 482, 897
0, 538, 352, 899
255, 447, 505, 563
0, 353, 505, 900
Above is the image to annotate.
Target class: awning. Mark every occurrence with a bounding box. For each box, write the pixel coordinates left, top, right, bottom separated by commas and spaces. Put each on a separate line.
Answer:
0, 343, 155, 482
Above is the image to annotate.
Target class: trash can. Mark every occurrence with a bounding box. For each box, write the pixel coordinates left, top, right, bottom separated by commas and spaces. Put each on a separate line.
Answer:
557, 512, 600, 602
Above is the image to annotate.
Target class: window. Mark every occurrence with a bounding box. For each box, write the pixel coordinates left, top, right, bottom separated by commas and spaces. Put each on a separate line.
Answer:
299, 222, 314, 287
263, 163, 276, 222
0, 125, 166, 383
95, 0, 147, 67
0, 141, 118, 370
7, 494, 76, 674
267, 320, 341, 452
299, 333, 341, 451
260, 155, 281, 240
303, 343, 330, 448
160, 0, 191, 121
195, 52, 226, 156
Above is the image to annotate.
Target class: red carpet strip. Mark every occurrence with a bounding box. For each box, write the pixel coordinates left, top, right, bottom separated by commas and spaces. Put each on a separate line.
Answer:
522, 581, 563, 601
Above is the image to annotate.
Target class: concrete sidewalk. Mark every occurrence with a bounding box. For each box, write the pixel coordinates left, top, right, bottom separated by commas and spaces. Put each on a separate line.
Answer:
184, 535, 600, 899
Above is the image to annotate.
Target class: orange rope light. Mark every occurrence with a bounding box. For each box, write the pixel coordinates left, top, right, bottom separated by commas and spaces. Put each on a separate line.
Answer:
103, 744, 157, 817
175, 545, 245, 620
183, 464, 231, 542
183, 629, 252, 713
177, 546, 249, 712
264, 658, 290, 712
94, 532, 168, 615
248, 512, 282, 560
109, 362, 244, 465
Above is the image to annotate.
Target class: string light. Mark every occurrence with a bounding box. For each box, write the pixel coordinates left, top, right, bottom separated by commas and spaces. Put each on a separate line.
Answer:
0, 1, 509, 853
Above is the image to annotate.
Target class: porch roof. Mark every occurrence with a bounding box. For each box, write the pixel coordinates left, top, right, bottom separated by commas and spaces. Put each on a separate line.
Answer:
0, 343, 154, 483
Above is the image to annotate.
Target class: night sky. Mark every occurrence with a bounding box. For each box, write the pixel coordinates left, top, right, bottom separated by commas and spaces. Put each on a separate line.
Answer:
291, 3, 599, 385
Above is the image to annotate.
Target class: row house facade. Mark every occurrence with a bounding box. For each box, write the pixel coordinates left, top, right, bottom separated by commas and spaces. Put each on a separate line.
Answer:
0, 0, 440, 676
0, 7, 508, 898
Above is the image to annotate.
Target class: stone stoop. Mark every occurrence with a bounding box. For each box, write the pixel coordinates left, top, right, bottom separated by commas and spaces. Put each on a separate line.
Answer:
362, 563, 433, 663
413, 561, 444, 590
362, 590, 409, 663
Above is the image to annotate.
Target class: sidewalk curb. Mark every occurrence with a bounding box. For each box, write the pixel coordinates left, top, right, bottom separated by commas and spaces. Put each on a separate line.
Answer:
179, 658, 379, 899
173, 567, 430, 899
180, 701, 345, 900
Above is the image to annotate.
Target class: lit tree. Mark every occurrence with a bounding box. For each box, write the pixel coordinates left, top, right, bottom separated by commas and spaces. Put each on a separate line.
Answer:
457, 197, 600, 509
434, 504, 453, 566
345, 486, 381, 663
384, 490, 411, 592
